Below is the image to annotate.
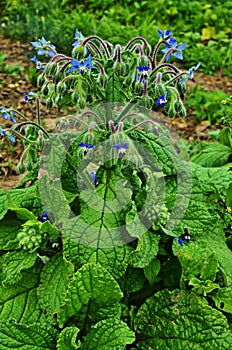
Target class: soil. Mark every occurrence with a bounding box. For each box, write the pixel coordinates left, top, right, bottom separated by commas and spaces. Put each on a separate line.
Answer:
0, 36, 232, 190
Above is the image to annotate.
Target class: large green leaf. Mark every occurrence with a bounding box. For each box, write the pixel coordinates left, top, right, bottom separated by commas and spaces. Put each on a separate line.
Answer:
0, 211, 24, 250
192, 164, 232, 193
81, 319, 135, 350
0, 250, 37, 285
0, 261, 44, 324
177, 241, 218, 285
63, 165, 133, 249
0, 320, 58, 350
63, 237, 131, 279
134, 289, 232, 349
0, 185, 40, 216
57, 327, 81, 350
57, 263, 122, 329
191, 142, 231, 167
129, 231, 160, 268
38, 254, 74, 323
211, 287, 232, 314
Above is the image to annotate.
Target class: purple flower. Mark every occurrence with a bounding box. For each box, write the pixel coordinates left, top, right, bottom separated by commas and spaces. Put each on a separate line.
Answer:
156, 92, 168, 107
66, 55, 95, 75
137, 66, 150, 73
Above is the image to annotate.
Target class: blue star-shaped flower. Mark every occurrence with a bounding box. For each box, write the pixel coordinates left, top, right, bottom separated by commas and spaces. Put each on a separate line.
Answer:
66, 55, 95, 75
174, 236, 184, 246
156, 92, 168, 107
30, 55, 45, 70
158, 29, 172, 39
112, 143, 128, 157
182, 62, 201, 84
41, 211, 49, 222
31, 37, 56, 57
0, 126, 6, 136
72, 28, 85, 47
162, 41, 186, 61
78, 142, 94, 153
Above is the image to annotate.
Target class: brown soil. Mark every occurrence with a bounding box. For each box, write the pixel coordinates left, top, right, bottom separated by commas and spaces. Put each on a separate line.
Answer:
0, 37, 232, 190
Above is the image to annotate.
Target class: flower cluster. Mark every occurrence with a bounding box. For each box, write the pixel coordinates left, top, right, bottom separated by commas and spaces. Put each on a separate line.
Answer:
26, 28, 200, 118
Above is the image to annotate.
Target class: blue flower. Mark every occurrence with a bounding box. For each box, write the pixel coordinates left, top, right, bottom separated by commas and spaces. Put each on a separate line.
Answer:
182, 62, 201, 84
66, 55, 95, 75
10, 112, 16, 123
0, 126, 15, 142
174, 236, 184, 246
90, 171, 97, 184
72, 29, 85, 47
162, 41, 186, 61
137, 66, 150, 73
24, 91, 36, 104
0, 107, 16, 122
0, 126, 6, 136
8, 134, 16, 143
78, 142, 94, 153
41, 211, 49, 222
30, 55, 45, 70
158, 29, 172, 39
31, 37, 56, 57
112, 143, 128, 157
137, 66, 150, 84
156, 92, 168, 107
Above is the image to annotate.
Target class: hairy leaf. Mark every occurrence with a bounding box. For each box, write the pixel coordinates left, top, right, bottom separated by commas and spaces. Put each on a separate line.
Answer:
0, 261, 44, 324
81, 319, 135, 350
57, 263, 123, 329
38, 254, 74, 323
0, 320, 58, 350
0, 250, 37, 285
57, 327, 81, 350
135, 289, 232, 349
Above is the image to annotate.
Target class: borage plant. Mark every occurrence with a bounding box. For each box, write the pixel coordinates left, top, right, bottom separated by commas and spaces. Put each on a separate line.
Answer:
0, 29, 232, 349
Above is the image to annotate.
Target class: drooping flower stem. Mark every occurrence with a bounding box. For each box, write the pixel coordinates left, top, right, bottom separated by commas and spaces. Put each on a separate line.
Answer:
124, 37, 150, 50
165, 71, 189, 85
150, 63, 179, 77
7, 109, 31, 122
81, 111, 105, 125
125, 119, 158, 133
82, 36, 110, 58
152, 40, 165, 67
4, 128, 35, 144
14, 121, 50, 138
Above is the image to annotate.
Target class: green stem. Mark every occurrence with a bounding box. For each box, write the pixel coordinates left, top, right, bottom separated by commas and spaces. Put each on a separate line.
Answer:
8, 109, 31, 122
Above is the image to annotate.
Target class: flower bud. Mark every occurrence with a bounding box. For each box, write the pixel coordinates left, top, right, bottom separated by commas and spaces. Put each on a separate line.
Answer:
174, 100, 186, 117
78, 96, 86, 110
46, 97, 53, 109
37, 74, 45, 87
56, 81, 67, 94
72, 44, 85, 59
17, 162, 26, 174
113, 61, 126, 76
41, 84, 49, 96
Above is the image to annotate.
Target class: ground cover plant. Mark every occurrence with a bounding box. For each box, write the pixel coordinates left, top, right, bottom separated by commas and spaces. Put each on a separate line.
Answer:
0, 28, 232, 349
